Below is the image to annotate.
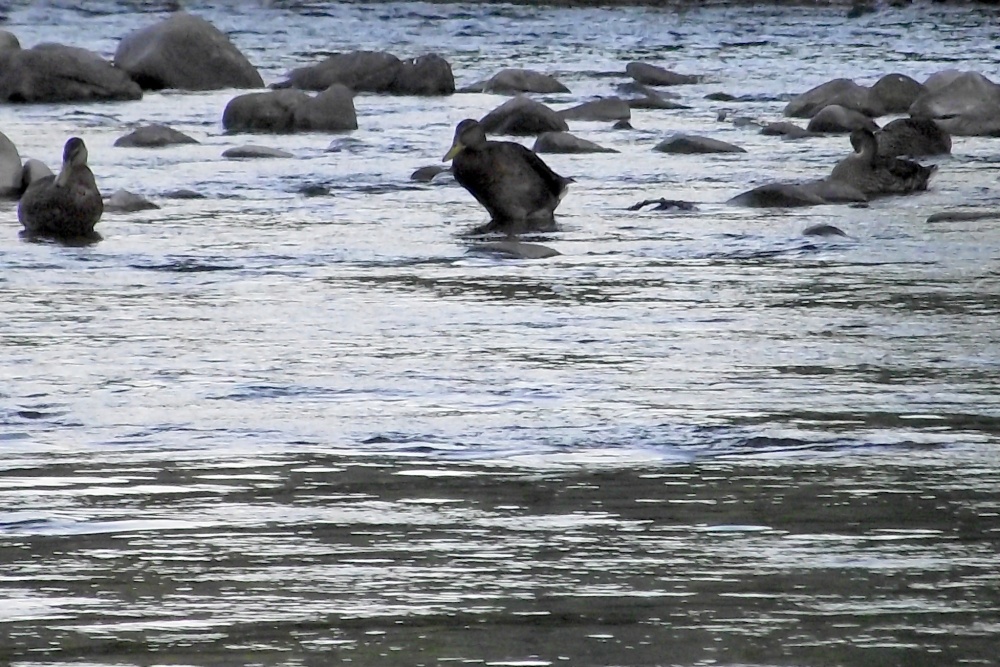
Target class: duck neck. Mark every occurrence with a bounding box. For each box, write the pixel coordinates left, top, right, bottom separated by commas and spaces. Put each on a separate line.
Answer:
54, 162, 71, 187
857, 137, 878, 164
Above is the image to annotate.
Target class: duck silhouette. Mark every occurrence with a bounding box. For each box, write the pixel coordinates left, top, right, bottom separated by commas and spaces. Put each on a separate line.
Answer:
18, 137, 103, 239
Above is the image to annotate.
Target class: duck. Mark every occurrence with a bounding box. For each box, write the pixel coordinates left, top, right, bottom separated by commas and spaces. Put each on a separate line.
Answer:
829, 128, 936, 196
876, 117, 951, 158
443, 118, 571, 235
18, 137, 103, 239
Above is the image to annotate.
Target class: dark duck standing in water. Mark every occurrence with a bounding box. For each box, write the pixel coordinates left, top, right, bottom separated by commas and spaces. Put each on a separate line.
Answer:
830, 128, 936, 197
18, 137, 103, 239
443, 119, 571, 235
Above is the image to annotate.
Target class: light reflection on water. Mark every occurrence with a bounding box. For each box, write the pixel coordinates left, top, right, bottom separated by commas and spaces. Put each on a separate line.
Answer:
1, 0, 1000, 665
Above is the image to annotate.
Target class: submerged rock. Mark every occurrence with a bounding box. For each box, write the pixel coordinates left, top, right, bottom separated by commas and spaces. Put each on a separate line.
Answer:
926, 209, 1000, 223
761, 121, 815, 139
460, 68, 568, 94
105, 189, 160, 212
628, 198, 698, 212
626, 62, 701, 86
222, 145, 293, 159
803, 223, 848, 237
164, 188, 205, 199
532, 131, 617, 154
470, 241, 561, 259
114, 124, 199, 147
728, 183, 828, 207
410, 164, 451, 182
654, 134, 746, 154
559, 97, 630, 122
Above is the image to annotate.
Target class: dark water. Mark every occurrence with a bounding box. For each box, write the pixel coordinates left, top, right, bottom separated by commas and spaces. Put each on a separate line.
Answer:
2, 1, 1000, 665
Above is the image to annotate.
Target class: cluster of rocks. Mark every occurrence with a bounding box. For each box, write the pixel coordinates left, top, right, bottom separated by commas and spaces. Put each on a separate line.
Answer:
783, 71, 1000, 137
3, 7, 998, 241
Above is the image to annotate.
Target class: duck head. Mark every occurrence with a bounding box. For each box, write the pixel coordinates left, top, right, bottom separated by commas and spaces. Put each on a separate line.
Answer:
54, 137, 90, 188
62, 137, 89, 168
443, 119, 487, 161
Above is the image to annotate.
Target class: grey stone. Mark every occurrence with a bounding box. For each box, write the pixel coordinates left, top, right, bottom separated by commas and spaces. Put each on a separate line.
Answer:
114, 12, 263, 91
559, 97, 630, 122
222, 145, 293, 159
0, 43, 142, 103
532, 131, 617, 154
626, 62, 701, 86
114, 124, 199, 147
654, 134, 746, 154
479, 96, 568, 136
105, 189, 160, 212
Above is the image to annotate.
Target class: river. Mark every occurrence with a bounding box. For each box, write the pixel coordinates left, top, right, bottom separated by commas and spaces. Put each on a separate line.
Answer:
1, 1, 999, 665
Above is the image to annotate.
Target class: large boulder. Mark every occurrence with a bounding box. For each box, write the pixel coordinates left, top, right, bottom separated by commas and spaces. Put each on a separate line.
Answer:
391, 54, 454, 95
479, 95, 568, 136
868, 73, 924, 115
909, 70, 1000, 136
275, 50, 454, 95
223, 89, 309, 133
459, 68, 569, 94
0, 43, 141, 103
114, 12, 263, 91
784, 78, 880, 118
876, 117, 951, 157
0, 129, 21, 197
290, 84, 359, 131
222, 85, 357, 133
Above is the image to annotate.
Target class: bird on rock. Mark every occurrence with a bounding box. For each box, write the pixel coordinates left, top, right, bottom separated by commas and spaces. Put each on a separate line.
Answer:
829, 128, 935, 197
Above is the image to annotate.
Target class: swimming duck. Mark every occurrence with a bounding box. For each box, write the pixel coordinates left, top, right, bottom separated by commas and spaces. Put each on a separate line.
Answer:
443, 118, 571, 235
18, 137, 103, 239
829, 128, 935, 196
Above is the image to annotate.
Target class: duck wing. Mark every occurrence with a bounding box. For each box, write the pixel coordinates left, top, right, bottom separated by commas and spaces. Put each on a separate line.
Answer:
507, 142, 571, 198
881, 155, 935, 193
18, 171, 103, 236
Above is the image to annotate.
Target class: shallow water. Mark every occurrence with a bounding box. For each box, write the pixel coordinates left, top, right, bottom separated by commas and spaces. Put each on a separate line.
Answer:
2, 1, 1000, 665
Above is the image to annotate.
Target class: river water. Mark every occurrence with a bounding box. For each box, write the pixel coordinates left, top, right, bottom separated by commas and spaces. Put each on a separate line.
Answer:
1, 1, 999, 665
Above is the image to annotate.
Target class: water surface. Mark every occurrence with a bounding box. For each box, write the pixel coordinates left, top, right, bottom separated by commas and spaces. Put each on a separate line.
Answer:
1, 2, 999, 665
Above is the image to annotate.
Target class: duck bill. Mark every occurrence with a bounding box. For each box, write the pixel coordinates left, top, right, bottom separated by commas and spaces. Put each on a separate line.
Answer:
442, 140, 464, 162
